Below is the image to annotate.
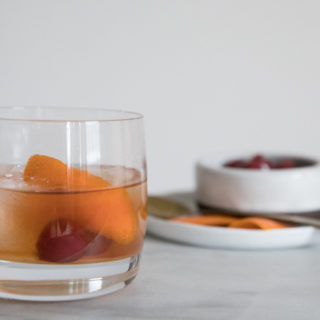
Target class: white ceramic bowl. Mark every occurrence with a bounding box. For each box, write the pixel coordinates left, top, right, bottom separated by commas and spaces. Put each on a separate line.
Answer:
196, 152, 320, 214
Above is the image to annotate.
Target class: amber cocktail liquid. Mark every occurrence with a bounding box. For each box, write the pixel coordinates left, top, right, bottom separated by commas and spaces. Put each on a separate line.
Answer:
0, 163, 146, 264
0, 107, 147, 301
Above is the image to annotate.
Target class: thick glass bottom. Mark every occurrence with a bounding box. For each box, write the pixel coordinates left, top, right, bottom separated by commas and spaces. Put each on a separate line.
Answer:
0, 254, 140, 301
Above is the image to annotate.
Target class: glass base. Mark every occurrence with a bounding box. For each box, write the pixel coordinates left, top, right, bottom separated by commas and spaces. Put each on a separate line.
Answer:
0, 254, 140, 301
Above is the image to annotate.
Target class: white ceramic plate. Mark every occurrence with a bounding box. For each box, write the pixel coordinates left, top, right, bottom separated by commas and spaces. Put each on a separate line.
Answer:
147, 216, 316, 250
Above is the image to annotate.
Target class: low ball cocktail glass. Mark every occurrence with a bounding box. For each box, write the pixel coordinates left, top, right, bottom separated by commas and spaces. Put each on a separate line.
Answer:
0, 107, 147, 301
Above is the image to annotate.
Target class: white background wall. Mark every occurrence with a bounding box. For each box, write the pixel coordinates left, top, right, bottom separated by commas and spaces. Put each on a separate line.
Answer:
0, 1, 319, 193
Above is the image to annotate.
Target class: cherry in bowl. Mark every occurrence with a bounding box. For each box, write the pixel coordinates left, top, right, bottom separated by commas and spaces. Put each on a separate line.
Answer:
224, 154, 302, 170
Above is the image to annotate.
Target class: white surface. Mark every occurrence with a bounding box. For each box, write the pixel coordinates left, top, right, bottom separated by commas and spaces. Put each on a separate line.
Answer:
147, 216, 315, 250
1, 1, 320, 193
196, 153, 320, 213
0, 235, 320, 319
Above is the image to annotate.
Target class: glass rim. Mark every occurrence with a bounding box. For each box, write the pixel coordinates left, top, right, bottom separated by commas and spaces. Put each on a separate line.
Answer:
0, 106, 144, 122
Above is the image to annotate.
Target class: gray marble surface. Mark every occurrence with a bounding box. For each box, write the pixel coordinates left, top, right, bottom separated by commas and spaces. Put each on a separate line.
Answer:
0, 234, 319, 320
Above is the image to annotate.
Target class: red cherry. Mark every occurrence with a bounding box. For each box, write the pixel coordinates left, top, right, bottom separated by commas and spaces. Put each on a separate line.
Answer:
37, 219, 88, 263
246, 154, 272, 169
224, 154, 297, 170
277, 159, 296, 169
225, 160, 247, 168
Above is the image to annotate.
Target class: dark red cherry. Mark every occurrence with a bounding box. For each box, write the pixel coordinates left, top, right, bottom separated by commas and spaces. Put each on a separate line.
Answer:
245, 154, 273, 169
277, 159, 296, 169
225, 160, 247, 168
224, 154, 297, 170
37, 219, 88, 263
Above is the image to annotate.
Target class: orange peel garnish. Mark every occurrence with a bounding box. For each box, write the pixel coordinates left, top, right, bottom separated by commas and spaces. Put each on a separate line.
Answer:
23, 154, 138, 245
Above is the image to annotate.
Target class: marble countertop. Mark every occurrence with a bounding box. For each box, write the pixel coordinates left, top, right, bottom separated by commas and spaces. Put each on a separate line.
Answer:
0, 233, 319, 320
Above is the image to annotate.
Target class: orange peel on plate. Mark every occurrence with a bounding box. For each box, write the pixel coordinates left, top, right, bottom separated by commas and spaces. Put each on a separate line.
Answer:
171, 215, 287, 230
228, 217, 287, 230
171, 215, 238, 227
